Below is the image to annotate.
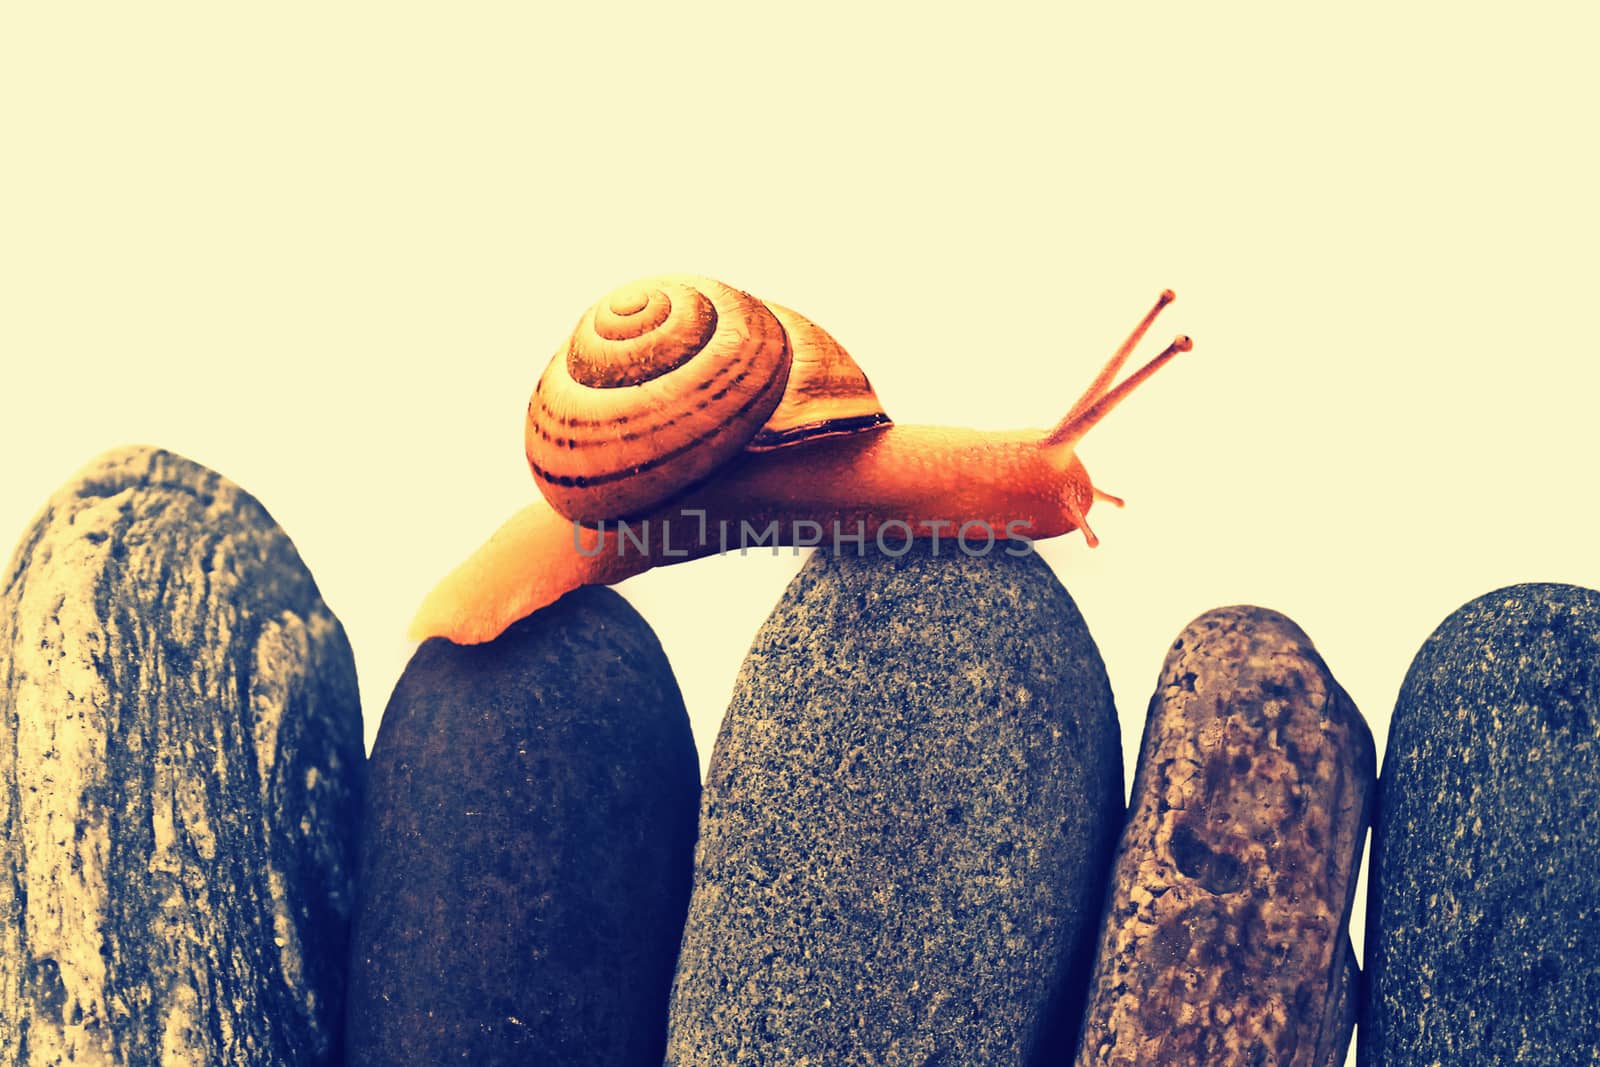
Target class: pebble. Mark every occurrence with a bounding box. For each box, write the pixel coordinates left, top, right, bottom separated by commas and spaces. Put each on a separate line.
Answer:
345, 586, 701, 1066
1074, 606, 1374, 1066
1361, 583, 1600, 1064
0, 446, 364, 1065
665, 542, 1125, 1065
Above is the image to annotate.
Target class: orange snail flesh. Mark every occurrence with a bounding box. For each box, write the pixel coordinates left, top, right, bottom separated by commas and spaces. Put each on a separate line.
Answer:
523, 275, 890, 526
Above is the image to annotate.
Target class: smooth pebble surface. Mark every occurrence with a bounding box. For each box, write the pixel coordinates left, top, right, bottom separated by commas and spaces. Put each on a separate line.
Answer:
0, 446, 364, 1065
665, 542, 1125, 1066
1074, 606, 1374, 1067
345, 586, 700, 1066
1361, 582, 1600, 1064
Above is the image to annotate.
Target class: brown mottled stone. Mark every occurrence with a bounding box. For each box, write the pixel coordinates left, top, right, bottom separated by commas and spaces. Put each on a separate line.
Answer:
1073, 606, 1374, 1067
0, 446, 364, 1065
1326, 948, 1358, 1067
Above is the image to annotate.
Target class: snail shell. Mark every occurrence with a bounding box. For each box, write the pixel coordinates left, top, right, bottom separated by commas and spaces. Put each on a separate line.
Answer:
524, 275, 891, 524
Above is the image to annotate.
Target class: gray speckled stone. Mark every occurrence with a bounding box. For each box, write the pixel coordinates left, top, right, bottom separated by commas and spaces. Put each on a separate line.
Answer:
1361, 583, 1600, 1064
345, 586, 700, 1066
664, 542, 1124, 1066
0, 446, 364, 1066
1074, 606, 1374, 1067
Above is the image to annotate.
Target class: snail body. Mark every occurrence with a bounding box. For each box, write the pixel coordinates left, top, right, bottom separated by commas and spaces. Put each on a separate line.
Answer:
411, 275, 1191, 645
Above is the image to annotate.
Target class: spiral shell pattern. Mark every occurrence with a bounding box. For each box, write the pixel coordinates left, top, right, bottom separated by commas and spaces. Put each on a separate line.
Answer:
526, 275, 794, 523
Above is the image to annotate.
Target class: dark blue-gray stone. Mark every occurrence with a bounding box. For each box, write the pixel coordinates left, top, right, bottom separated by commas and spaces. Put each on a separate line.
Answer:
664, 542, 1124, 1066
344, 586, 700, 1067
1361, 582, 1600, 1064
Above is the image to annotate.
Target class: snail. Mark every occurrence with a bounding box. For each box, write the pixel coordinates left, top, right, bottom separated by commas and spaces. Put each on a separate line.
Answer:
410, 274, 1191, 645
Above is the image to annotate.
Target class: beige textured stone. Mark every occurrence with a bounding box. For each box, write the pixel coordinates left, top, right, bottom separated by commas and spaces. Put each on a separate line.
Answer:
0, 446, 363, 1066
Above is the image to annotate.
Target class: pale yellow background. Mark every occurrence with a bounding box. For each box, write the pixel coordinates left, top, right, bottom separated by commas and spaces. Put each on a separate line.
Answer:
3, 5, 1598, 1060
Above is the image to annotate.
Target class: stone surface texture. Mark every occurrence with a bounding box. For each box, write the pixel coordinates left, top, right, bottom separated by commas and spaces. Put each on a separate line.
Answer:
1361, 583, 1600, 1064
665, 542, 1125, 1066
0, 446, 364, 1065
1074, 606, 1374, 1067
1331, 951, 1357, 1067
345, 586, 700, 1066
